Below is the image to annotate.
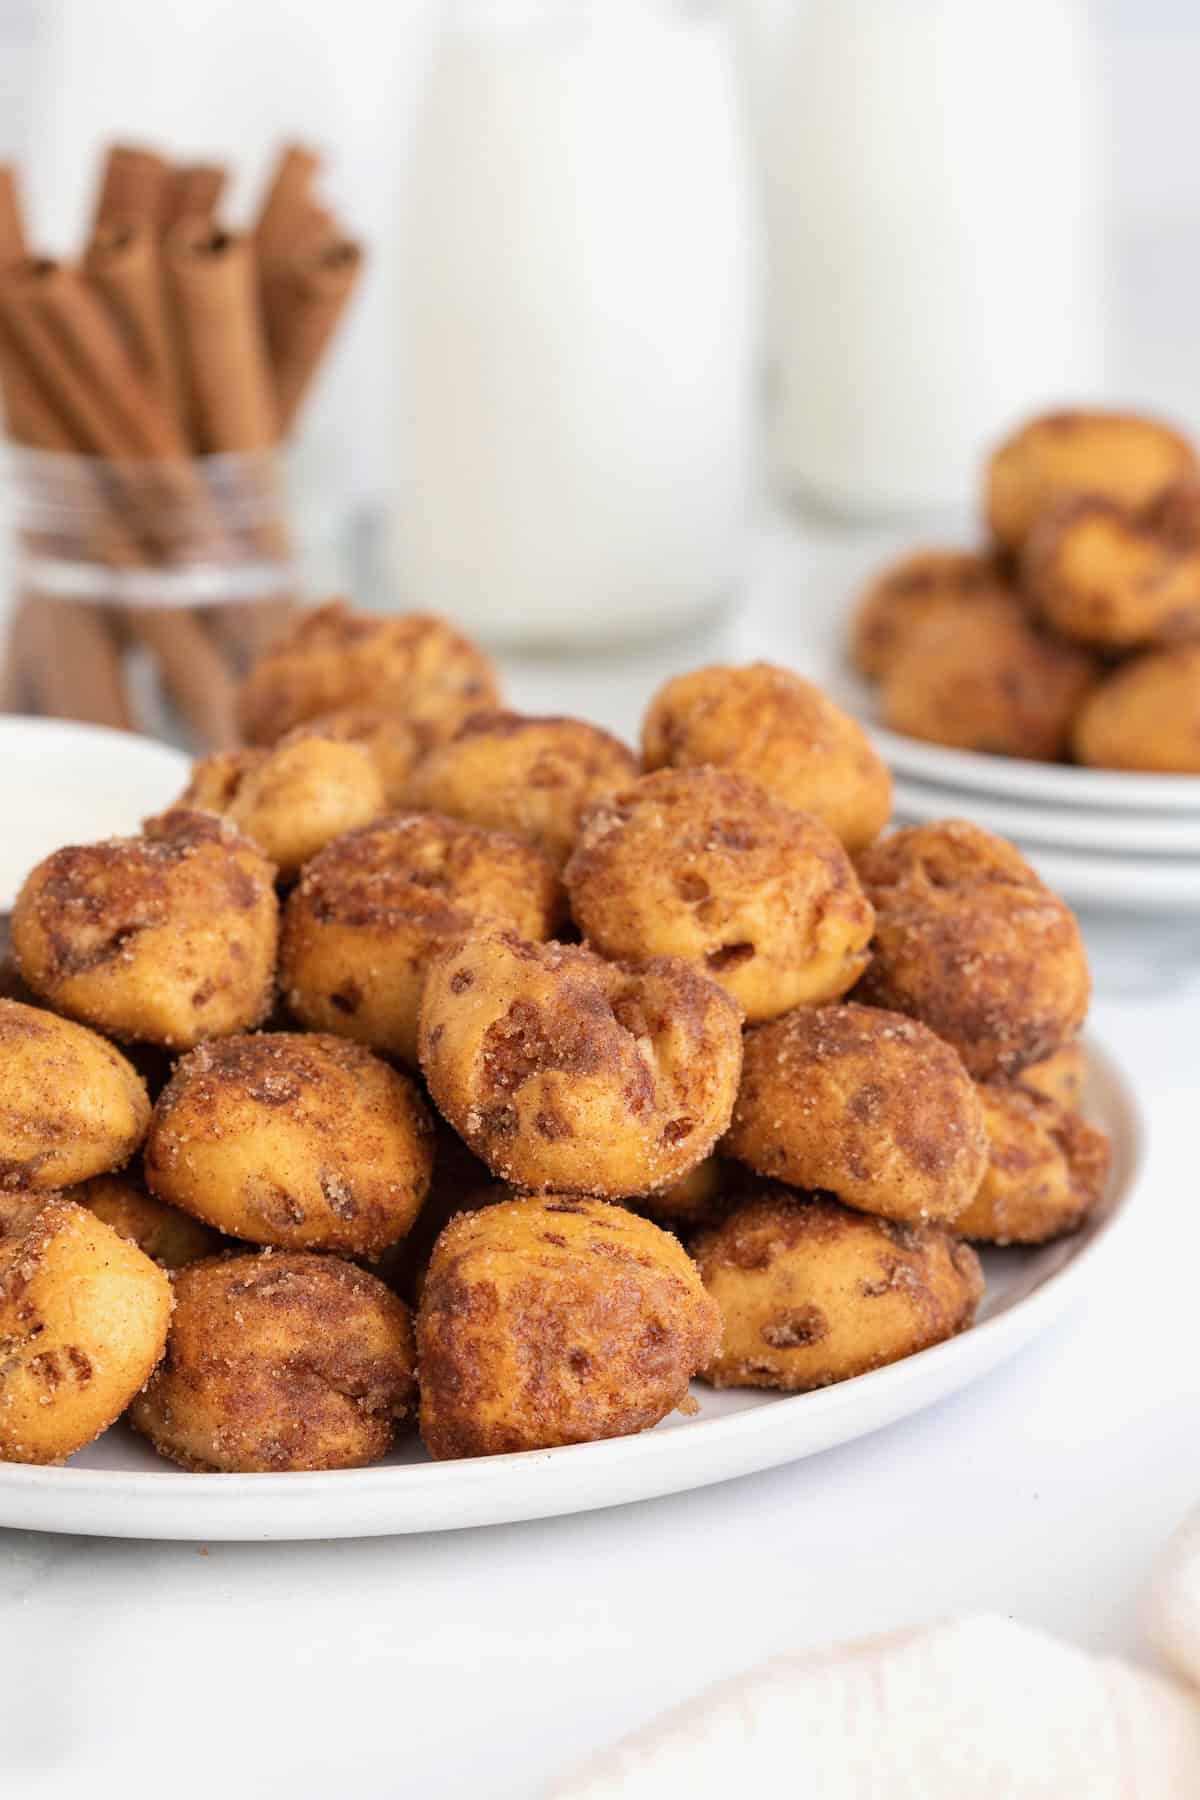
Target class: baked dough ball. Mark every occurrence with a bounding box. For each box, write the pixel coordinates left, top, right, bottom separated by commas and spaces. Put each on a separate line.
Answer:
565, 769, 874, 1022
637, 1156, 732, 1234
0, 914, 36, 1005
640, 664, 891, 852
693, 1189, 983, 1392
145, 1033, 433, 1256
236, 600, 499, 746
0, 999, 150, 1190
378, 1125, 512, 1306
71, 1171, 224, 1270
953, 1084, 1111, 1245
1023, 491, 1200, 651
880, 591, 1096, 761
854, 821, 1090, 1078
1015, 1039, 1086, 1112
0, 1199, 171, 1464
130, 1252, 415, 1473
985, 410, 1196, 556
280, 813, 563, 1066
417, 1195, 720, 1458
725, 1004, 987, 1225
850, 548, 1012, 681
282, 706, 427, 807
1073, 643, 1200, 772
408, 712, 638, 872
11, 810, 278, 1050
418, 931, 743, 1197
174, 737, 384, 880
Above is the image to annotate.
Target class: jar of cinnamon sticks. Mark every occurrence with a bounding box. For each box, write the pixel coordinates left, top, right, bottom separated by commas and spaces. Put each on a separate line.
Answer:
0, 143, 363, 747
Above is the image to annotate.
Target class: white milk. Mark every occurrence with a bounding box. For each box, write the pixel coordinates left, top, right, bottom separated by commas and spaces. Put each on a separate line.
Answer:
390, 1, 758, 648
766, 0, 1111, 517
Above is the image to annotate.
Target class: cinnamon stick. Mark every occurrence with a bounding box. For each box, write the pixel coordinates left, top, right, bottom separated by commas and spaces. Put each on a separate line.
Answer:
0, 314, 142, 575
161, 164, 226, 234
127, 605, 239, 748
269, 235, 363, 434
84, 222, 187, 433
163, 224, 277, 453
92, 143, 169, 234
0, 258, 187, 460
0, 165, 26, 271
254, 143, 321, 276
0, 598, 34, 712
21, 595, 134, 730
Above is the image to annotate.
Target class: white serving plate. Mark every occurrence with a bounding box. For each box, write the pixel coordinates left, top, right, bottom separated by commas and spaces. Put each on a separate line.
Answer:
0, 716, 190, 907
894, 790, 1200, 914
0, 1040, 1140, 1542
892, 776, 1200, 860
760, 595, 1200, 815
1013, 844, 1200, 915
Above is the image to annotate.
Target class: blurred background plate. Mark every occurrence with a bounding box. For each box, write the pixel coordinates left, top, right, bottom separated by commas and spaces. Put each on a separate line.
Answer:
891, 776, 1200, 859
0, 1039, 1141, 1542
0, 717, 189, 908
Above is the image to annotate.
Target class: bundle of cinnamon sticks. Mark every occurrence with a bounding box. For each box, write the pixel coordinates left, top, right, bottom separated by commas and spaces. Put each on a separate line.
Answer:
0, 141, 363, 747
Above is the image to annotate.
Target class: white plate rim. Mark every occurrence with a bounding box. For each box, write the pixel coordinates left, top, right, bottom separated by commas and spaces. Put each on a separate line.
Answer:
0, 716, 190, 909
0, 1040, 1142, 1542
768, 618, 1200, 814
871, 722, 1200, 813
888, 813, 1200, 913
891, 776, 1200, 859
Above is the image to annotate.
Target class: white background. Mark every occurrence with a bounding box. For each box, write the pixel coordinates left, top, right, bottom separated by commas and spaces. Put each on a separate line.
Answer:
1, 6, 1199, 1795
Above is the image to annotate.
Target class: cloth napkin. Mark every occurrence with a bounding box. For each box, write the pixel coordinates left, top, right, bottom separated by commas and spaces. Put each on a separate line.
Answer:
550, 1504, 1200, 1798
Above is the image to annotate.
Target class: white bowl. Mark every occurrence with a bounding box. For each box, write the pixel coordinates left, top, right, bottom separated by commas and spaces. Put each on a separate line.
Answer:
0, 716, 190, 907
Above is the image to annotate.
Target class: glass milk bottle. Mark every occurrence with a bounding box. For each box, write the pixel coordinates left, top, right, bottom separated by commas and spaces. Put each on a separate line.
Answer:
766, 0, 1111, 517
391, 0, 758, 649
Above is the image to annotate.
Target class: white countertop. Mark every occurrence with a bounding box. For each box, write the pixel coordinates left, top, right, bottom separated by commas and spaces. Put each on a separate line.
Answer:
3, 513, 1200, 1800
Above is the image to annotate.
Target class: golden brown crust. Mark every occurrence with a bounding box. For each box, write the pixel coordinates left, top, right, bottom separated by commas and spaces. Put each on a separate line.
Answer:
144, 1032, 434, 1256
10, 809, 279, 1049
1023, 488, 1200, 651
879, 591, 1097, 761
236, 600, 500, 746
174, 737, 385, 879
725, 1004, 987, 1225
953, 1084, 1111, 1245
0, 1199, 172, 1464
416, 1195, 720, 1458
693, 1189, 983, 1391
640, 663, 892, 851
1072, 642, 1200, 772
418, 930, 744, 1198
0, 998, 150, 1190
1015, 1040, 1086, 1112
282, 706, 429, 807
70, 1170, 224, 1269
130, 1252, 415, 1473
373, 1122, 513, 1306
565, 768, 875, 1023
985, 409, 1196, 555
408, 711, 638, 872
853, 821, 1090, 1078
850, 549, 1013, 682
280, 813, 564, 1066
634, 1156, 735, 1234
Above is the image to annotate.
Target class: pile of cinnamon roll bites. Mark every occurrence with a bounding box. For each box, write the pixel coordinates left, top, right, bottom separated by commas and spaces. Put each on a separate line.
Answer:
0, 603, 1110, 1472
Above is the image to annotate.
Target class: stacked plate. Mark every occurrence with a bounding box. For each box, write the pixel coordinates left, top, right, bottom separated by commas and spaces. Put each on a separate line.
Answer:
880, 728, 1200, 914
757, 576, 1200, 916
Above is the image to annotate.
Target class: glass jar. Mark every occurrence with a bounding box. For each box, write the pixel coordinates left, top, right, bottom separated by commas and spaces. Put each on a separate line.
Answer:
1, 445, 296, 747
390, 0, 760, 650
